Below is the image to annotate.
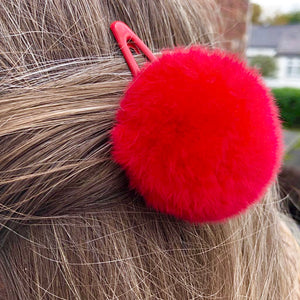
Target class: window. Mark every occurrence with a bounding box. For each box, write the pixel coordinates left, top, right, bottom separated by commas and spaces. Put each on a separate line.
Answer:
286, 57, 300, 78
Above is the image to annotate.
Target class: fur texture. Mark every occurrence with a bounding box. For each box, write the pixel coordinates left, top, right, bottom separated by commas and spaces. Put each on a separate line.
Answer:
111, 46, 283, 223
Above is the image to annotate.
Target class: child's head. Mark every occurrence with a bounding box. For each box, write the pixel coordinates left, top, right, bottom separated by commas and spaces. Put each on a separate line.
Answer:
0, 1, 299, 299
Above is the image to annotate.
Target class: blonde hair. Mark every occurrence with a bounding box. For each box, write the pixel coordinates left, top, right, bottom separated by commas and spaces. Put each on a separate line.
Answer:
0, 0, 299, 299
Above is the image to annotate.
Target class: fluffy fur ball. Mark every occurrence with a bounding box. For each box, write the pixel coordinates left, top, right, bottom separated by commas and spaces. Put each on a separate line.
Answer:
111, 46, 283, 223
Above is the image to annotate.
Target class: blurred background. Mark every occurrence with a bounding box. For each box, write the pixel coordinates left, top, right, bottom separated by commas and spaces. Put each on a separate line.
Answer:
215, 0, 300, 224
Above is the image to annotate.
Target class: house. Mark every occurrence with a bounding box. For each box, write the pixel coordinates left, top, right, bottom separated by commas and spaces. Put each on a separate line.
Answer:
247, 25, 300, 87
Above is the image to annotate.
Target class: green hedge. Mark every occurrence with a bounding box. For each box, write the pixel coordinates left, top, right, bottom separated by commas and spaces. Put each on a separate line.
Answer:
272, 88, 300, 128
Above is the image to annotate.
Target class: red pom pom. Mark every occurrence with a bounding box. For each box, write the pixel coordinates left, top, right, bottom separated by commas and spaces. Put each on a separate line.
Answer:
111, 46, 283, 223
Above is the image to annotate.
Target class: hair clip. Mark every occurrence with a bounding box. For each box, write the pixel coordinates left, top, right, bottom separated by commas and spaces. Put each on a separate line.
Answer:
110, 21, 156, 77
110, 21, 283, 223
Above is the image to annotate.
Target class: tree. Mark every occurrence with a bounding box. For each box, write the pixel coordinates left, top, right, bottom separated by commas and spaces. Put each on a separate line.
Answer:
267, 11, 300, 25
251, 3, 263, 24
288, 11, 300, 24
267, 14, 289, 25
249, 55, 277, 77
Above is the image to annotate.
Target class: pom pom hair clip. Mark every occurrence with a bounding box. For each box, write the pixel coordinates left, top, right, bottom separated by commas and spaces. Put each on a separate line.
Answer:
110, 21, 283, 223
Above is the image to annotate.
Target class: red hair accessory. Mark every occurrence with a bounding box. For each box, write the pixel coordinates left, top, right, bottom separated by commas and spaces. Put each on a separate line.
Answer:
110, 21, 283, 223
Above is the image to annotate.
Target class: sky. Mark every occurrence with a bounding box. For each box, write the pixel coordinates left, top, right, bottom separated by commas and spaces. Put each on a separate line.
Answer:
252, 0, 300, 16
